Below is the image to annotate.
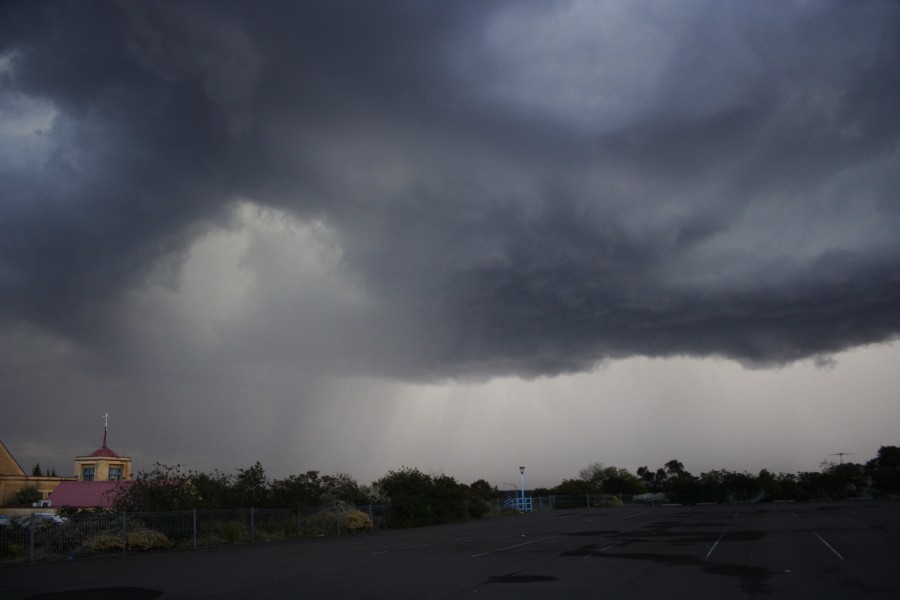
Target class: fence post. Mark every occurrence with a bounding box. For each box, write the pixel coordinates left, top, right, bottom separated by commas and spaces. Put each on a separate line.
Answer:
335, 506, 340, 536
298, 508, 302, 539
192, 509, 198, 549
121, 512, 128, 553
28, 513, 35, 563
586, 493, 590, 508
250, 508, 255, 543
367, 504, 373, 524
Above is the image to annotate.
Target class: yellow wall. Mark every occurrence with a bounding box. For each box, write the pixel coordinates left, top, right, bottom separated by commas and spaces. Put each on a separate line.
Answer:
0, 440, 76, 506
0, 475, 76, 506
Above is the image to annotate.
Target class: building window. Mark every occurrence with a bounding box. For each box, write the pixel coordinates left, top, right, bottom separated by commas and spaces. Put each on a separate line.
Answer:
82, 466, 95, 481
108, 467, 122, 481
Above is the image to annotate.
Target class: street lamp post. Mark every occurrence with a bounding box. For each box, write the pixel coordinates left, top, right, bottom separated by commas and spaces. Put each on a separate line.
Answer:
519, 466, 525, 508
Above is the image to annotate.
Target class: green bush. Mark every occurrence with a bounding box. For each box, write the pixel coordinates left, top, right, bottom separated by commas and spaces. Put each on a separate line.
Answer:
5, 542, 26, 558
345, 509, 373, 532
466, 499, 493, 519
14, 486, 43, 505
301, 511, 336, 537
219, 521, 248, 544
83, 528, 171, 553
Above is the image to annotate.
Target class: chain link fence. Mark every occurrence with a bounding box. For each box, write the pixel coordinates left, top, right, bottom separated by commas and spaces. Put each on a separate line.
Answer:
2, 496, 658, 565
0, 504, 391, 565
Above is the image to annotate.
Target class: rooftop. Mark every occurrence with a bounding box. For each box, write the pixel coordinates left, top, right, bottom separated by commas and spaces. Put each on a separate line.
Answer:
48, 480, 130, 508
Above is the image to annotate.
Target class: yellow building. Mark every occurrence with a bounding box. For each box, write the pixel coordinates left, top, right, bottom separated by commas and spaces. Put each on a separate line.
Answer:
1, 416, 132, 506
73, 414, 133, 483
73, 440, 132, 482
0, 439, 75, 506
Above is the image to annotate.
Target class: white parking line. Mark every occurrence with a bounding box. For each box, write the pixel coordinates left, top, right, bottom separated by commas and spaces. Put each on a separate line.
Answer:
616, 511, 649, 521
371, 543, 432, 555
472, 536, 557, 558
582, 541, 621, 559
811, 530, 844, 560
705, 530, 727, 560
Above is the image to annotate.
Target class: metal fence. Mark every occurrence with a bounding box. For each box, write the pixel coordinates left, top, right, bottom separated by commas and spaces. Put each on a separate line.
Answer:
0, 504, 390, 565
1, 496, 655, 565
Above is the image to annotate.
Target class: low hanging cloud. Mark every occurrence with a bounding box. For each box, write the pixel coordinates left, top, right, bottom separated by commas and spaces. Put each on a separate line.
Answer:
1, 0, 899, 387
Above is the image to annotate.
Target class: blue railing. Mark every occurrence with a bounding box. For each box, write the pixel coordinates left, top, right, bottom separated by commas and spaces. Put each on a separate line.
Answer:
502, 496, 533, 512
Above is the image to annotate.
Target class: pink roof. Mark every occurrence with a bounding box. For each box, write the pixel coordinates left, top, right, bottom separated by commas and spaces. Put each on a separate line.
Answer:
49, 481, 130, 508
88, 446, 120, 458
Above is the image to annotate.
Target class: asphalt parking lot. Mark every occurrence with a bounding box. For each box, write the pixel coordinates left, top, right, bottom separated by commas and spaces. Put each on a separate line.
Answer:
2, 500, 898, 599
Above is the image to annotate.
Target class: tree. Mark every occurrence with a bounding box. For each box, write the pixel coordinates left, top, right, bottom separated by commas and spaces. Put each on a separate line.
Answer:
431, 474, 467, 522
232, 462, 270, 508
31, 463, 43, 477
660, 460, 701, 504
112, 463, 198, 511
637, 466, 665, 492
377, 467, 436, 527
665, 459, 686, 478
579, 463, 645, 495
553, 478, 597, 495
271, 471, 325, 508
466, 479, 497, 519
819, 462, 868, 499
320, 473, 366, 506
376, 467, 470, 527
867, 446, 900, 495
15, 486, 43, 505
190, 469, 235, 509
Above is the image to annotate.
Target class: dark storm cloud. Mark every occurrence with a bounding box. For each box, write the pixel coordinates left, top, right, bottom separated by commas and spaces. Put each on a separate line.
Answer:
2, 0, 899, 380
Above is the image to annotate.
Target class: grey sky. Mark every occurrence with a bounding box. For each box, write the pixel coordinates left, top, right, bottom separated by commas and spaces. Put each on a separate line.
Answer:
2, 1, 898, 489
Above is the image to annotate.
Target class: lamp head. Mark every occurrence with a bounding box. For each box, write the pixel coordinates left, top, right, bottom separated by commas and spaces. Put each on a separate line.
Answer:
519, 466, 525, 474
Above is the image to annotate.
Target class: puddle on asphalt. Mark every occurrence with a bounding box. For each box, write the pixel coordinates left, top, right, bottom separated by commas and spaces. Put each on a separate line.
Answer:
585, 552, 776, 595
704, 564, 774, 595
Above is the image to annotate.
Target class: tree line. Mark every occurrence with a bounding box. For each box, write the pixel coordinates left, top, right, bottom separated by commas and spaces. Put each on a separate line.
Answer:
104, 445, 900, 527
108, 463, 497, 527
542, 446, 900, 504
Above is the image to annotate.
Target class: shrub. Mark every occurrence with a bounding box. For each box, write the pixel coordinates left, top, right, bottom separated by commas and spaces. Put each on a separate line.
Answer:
345, 509, 373, 532
5, 542, 26, 558
466, 499, 493, 519
219, 521, 248, 544
14, 486, 43, 505
301, 510, 336, 537
83, 528, 171, 553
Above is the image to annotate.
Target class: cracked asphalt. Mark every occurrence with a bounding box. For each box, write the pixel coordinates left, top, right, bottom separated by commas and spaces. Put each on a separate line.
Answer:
3, 501, 898, 599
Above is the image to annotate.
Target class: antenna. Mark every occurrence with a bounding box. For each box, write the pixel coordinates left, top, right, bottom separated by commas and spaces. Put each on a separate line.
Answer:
830, 452, 853, 464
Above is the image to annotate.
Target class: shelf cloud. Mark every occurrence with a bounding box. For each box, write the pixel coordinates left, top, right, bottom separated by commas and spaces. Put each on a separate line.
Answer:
2, 1, 898, 482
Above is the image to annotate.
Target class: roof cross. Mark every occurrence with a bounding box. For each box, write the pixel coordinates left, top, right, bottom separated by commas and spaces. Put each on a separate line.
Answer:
102, 412, 110, 447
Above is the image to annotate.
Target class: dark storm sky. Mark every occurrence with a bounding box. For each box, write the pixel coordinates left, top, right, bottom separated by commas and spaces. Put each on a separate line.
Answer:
2, 1, 898, 486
